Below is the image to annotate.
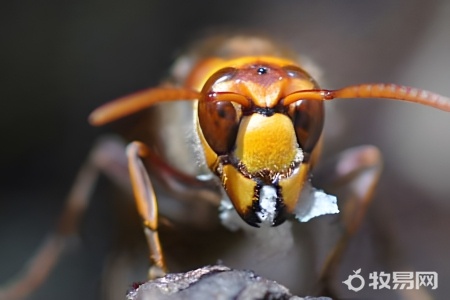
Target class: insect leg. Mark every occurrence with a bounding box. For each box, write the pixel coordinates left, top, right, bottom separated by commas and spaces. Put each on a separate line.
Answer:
141, 143, 221, 208
126, 141, 166, 279
313, 145, 382, 295
0, 136, 130, 300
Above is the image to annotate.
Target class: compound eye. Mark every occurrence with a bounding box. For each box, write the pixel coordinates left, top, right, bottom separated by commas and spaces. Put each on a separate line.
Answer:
289, 100, 324, 155
283, 65, 319, 87
198, 100, 240, 155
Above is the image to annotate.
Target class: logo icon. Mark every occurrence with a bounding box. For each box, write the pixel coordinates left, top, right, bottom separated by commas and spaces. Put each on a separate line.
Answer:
342, 268, 365, 292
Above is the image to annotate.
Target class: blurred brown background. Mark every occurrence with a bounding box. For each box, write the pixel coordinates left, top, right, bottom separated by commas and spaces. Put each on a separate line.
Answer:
1, 1, 449, 299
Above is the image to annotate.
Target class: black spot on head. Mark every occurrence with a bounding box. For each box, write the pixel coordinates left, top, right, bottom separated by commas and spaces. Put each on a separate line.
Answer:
257, 67, 268, 75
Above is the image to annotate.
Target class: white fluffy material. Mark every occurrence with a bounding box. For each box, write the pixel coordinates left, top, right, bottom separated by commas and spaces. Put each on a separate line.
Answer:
256, 185, 278, 224
294, 182, 339, 222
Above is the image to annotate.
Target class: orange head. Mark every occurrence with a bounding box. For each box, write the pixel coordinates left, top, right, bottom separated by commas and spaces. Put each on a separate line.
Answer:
196, 57, 324, 226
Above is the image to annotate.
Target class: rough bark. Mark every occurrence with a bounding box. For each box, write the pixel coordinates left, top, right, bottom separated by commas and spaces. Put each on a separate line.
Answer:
126, 265, 332, 300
